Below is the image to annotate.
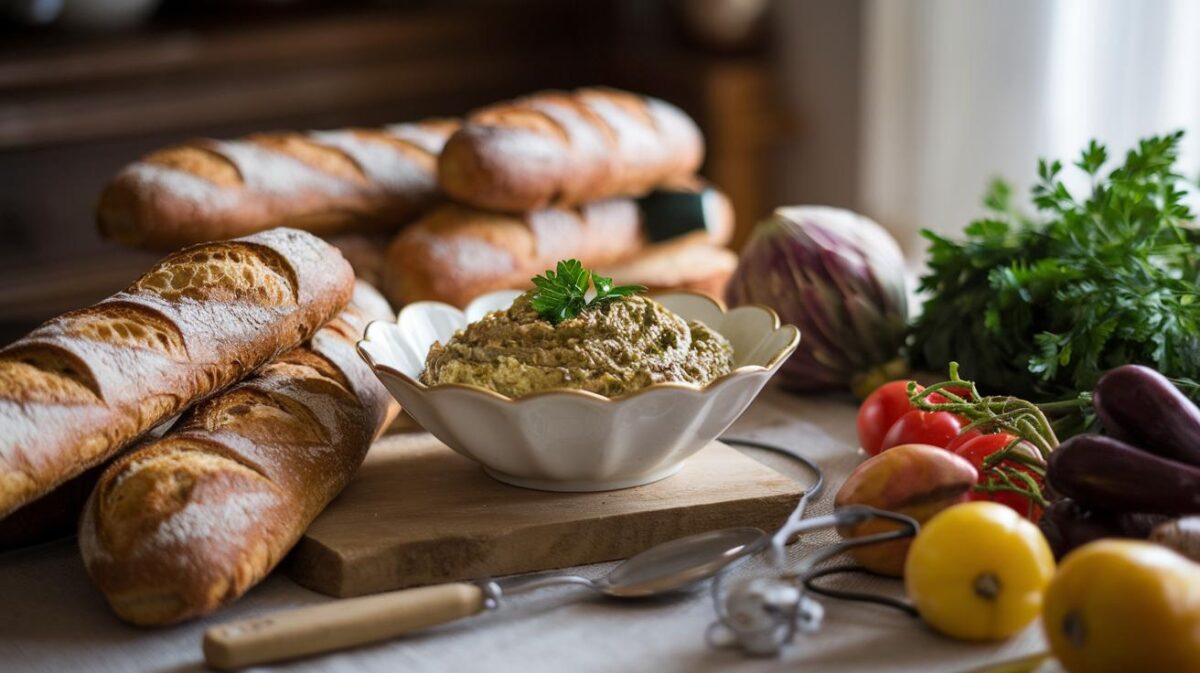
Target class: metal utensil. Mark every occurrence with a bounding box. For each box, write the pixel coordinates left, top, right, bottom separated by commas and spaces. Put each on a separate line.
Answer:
204, 527, 767, 671
708, 506, 919, 655
705, 438, 920, 658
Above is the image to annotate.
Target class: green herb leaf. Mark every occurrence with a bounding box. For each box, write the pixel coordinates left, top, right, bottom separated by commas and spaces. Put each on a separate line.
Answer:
530, 260, 590, 323
587, 273, 646, 308
1076, 139, 1107, 175
529, 260, 645, 323
911, 131, 1200, 433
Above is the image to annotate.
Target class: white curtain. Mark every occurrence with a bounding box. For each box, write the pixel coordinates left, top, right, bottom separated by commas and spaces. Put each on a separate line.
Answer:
859, 0, 1200, 256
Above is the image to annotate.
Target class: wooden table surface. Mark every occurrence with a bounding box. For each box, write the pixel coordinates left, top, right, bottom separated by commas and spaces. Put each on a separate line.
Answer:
0, 386, 1054, 673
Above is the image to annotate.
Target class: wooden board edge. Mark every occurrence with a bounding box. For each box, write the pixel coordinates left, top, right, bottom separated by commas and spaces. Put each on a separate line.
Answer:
311, 491, 801, 598
284, 536, 350, 597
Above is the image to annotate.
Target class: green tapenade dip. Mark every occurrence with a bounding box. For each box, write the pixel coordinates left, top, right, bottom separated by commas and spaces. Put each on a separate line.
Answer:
420, 293, 735, 398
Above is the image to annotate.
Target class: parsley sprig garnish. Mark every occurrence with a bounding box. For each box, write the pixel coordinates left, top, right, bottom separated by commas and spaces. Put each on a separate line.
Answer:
912, 130, 1200, 433
529, 259, 646, 324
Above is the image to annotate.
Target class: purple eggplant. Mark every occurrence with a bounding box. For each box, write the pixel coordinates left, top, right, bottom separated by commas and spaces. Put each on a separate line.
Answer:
1048, 434, 1200, 515
1037, 498, 1168, 560
1093, 364, 1200, 467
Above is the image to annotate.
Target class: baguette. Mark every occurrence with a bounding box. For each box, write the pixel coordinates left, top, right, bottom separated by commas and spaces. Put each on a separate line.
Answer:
438, 87, 704, 212
80, 282, 395, 626
0, 227, 354, 520
381, 185, 733, 308
596, 242, 738, 300
98, 120, 459, 250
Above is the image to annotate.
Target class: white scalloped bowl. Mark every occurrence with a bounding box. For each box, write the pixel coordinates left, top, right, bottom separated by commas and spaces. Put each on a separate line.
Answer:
357, 290, 800, 492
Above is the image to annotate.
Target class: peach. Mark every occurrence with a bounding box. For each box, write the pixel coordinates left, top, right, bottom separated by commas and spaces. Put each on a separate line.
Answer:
834, 443, 978, 576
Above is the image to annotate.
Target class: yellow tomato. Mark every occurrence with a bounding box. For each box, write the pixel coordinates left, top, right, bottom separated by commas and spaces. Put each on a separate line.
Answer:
904, 501, 1055, 641
1043, 539, 1200, 673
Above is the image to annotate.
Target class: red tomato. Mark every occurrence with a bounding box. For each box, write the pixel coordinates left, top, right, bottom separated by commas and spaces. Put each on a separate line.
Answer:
857, 380, 924, 455
944, 428, 983, 453
878, 409, 962, 452
938, 385, 974, 400
952, 433, 1045, 522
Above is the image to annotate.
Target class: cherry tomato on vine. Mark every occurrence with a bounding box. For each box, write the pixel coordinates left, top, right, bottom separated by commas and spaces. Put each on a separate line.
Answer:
945, 429, 983, 453
938, 385, 974, 400
879, 409, 963, 452
926, 391, 951, 405
858, 380, 924, 455
952, 433, 1045, 522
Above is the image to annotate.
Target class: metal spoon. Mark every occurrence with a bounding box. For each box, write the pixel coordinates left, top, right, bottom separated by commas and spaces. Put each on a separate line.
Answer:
204, 527, 767, 671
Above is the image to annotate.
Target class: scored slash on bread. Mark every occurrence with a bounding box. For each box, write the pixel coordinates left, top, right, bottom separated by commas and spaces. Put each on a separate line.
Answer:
0, 228, 354, 521
80, 282, 396, 626
97, 120, 459, 250
439, 87, 705, 212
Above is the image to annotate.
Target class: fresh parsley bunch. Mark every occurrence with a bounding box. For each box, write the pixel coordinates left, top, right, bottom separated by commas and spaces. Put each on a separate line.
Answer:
530, 259, 646, 324
911, 131, 1200, 431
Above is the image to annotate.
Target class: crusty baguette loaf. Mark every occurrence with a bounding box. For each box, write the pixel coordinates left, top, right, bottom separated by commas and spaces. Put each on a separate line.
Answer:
596, 242, 738, 300
0, 227, 354, 520
381, 184, 734, 308
98, 120, 459, 250
80, 282, 395, 626
438, 87, 704, 212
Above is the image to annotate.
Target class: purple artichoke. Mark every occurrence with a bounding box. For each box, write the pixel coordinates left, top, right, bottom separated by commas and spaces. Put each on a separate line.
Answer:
727, 206, 908, 397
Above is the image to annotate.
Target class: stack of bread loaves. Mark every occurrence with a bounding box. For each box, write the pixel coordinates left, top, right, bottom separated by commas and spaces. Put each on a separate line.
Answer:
386, 87, 737, 307
80, 279, 398, 625
0, 228, 399, 624
96, 87, 738, 306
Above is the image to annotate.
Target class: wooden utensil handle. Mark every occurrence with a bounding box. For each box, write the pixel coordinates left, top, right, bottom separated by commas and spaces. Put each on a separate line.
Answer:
203, 582, 486, 671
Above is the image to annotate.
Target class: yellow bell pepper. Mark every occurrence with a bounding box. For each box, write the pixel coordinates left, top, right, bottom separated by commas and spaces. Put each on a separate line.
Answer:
904, 501, 1055, 641
1043, 539, 1200, 673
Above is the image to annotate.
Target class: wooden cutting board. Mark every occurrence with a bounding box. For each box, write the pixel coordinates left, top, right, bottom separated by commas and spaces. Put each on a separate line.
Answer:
286, 433, 803, 597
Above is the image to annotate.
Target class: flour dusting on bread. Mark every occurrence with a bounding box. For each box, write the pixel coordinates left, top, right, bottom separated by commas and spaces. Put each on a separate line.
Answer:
151, 490, 277, 548
309, 131, 436, 192
211, 141, 353, 196
121, 163, 239, 208
425, 236, 515, 280
384, 121, 458, 154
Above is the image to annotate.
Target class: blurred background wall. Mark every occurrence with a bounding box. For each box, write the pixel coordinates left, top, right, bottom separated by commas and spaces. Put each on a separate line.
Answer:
1, 0, 1196, 337
860, 0, 1200, 254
